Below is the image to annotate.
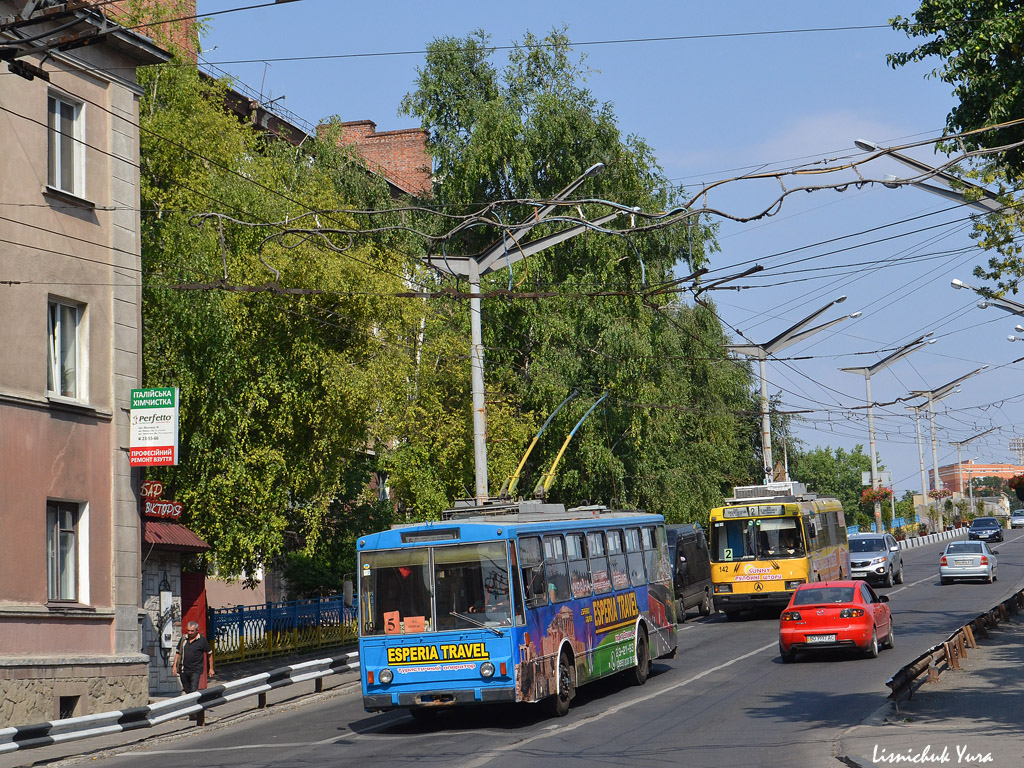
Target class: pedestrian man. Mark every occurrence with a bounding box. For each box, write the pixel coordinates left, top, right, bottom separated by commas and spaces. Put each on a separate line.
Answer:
172, 620, 214, 694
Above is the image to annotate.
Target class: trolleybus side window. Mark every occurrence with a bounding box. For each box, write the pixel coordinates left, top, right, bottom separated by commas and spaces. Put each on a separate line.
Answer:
359, 548, 432, 636
587, 531, 612, 594
606, 530, 629, 591
434, 541, 512, 630
641, 527, 656, 581
520, 536, 548, 608
509, 541, 527, 625
566, 532, 592, 598
624, 528, 647, 587
543, 535, 571, 603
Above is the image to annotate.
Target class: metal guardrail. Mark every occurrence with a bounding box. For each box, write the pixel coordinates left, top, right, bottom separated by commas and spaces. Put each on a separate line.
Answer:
886, 589, 1024, 707
209, 595, 357, 665
0, 651, 360, 755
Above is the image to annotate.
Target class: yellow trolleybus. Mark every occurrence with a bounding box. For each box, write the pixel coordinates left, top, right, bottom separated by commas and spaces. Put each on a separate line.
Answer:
708, 482, 849, 619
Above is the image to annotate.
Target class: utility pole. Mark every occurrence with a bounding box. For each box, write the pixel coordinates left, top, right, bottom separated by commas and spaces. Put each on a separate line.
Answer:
729, 297, 858, 485
426, 164, 618, 503
909, 366, 989, 529
842, 335, 933, 533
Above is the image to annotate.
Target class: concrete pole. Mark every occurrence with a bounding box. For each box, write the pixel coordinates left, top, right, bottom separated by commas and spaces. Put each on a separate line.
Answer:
865, 374, 883, 533
956, 443, 964, 502
927, 396, 943, 528
912, 407, 929, 531
759, 355, 772, 485
468, 259, 488, 503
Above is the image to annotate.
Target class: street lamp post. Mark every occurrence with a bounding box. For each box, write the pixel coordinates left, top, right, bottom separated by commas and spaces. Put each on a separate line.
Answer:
841, 334, 934, 533
428, 164, 617, 502
855, 139, 1004, 214
909, 366, 990, 529
729, 297, 859, 485
907, 402, 931, 530
951, 427, 999, 503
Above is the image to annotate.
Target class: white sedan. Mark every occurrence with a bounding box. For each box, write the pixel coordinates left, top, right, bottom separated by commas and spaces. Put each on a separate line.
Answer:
1010, 510, 1024, 529
940, 541, 998, 584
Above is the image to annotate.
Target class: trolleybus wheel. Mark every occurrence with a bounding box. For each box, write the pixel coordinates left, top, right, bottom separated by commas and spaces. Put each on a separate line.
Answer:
629, 629, 650, 686
549, 650, 574, 717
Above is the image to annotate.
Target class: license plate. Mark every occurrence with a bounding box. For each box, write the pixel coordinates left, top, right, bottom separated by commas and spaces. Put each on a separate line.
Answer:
806, 634, 836, 643
954, 559, 972, 566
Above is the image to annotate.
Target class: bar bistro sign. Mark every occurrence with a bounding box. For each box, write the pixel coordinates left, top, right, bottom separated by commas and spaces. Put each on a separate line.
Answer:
140, 480, 183, 520
129, 387, 179, 467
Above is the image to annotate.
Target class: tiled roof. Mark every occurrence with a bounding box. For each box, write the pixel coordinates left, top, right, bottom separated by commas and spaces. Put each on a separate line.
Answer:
142, 519, 209, 552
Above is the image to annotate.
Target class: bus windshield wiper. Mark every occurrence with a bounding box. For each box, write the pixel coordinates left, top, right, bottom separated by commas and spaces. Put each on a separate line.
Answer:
449, 611, 503, 636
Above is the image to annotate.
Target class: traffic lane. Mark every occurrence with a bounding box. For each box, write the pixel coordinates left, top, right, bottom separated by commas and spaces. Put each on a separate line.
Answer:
879, 531, 1024, 646
98, 623, 784, 768
99, 617, 879, 768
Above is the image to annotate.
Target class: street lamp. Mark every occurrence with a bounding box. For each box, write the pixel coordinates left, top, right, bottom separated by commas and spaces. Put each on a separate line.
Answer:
855, 139, 1004, 214
729, 296, 859, 484
910, 366, 990, 528
842, 334, 934, 533
951, 278, 1024, 319
428, 163, 617, 502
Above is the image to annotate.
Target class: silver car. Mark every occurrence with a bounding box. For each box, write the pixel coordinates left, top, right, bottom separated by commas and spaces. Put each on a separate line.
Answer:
940, 541, 998, 584
849, 533, 904, 586
1010, 510, 1024, 529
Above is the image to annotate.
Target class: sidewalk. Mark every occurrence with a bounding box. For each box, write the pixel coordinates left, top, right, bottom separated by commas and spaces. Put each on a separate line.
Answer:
0, 647, 360, 768
837, 612, 1024, 768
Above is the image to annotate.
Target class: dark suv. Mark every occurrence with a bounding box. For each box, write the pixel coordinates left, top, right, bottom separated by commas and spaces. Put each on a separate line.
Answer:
968, 516, 1004, 543
666, 524, 714, 621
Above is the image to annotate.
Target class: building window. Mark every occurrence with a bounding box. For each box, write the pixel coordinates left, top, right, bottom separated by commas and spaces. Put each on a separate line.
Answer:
47, 300, 80, 398
47, 93, 84, 196
47, 501, 78, 602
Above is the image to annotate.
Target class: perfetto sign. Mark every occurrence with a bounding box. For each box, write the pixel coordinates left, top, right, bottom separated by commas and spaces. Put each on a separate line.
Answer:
129, 387, 179, 467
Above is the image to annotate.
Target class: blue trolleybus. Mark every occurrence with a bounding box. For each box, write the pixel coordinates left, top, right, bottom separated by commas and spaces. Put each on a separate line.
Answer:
357, 500, 678, 717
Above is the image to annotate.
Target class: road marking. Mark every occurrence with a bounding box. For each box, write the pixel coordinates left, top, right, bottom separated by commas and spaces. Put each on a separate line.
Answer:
457, 640, 779, 768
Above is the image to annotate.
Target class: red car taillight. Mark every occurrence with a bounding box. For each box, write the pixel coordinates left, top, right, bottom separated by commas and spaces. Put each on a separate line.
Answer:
940, 556, 948, 566
980, 556, 989, 565
839, 608, 865, 618
780, 611, 802, 621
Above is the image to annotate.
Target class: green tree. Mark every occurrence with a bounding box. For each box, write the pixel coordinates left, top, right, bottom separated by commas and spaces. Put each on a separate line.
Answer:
139, 61, 425, 578
789, 445, 875, 528
890, 4, 1024, 291
396, 28, 755, 521
890, 2, 1024, 175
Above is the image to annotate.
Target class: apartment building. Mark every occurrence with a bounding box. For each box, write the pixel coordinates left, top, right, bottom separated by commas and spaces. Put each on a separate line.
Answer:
0, 1, 168, 724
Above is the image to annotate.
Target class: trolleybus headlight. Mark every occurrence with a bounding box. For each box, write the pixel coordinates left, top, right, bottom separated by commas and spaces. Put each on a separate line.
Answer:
785, 580, 804, 590
480, 662, 495, 678
714, 584, 732, 594
379, 668, 394, 685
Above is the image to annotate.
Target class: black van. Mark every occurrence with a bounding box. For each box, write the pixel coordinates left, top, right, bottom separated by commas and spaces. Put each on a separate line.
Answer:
666, 523, 714, 621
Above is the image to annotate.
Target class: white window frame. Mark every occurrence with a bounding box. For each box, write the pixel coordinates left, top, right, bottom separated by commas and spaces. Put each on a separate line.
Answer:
47, 500, 88, 603
47, 92, 85, 197
47, 299, 84, 399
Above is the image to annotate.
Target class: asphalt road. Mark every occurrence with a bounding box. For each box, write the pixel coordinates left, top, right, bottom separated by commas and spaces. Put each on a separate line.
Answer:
78, 532, 1024, 768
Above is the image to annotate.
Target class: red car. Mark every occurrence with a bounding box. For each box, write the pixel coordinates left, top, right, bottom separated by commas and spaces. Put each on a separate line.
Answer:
778, 580, 893, 662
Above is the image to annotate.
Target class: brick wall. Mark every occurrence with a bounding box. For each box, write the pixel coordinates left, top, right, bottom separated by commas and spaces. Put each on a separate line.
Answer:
340, 120, 432, 197
106, 0, 198, 59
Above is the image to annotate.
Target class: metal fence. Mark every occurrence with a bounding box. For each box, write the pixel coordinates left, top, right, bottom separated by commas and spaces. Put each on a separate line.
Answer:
0, 652, 360, 755
209, 595, 357, 665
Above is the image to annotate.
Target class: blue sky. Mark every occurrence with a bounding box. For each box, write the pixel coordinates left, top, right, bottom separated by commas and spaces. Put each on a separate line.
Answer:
195, 1, 1024, 496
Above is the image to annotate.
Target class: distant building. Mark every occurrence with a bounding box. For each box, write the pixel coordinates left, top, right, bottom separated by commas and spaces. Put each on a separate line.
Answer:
0, 1, 169, 723
937, 461, 1023, 494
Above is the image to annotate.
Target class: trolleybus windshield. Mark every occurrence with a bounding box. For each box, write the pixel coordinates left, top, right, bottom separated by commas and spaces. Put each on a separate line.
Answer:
710, 517, 805, 561
360, 541, 513, 636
